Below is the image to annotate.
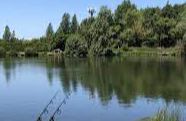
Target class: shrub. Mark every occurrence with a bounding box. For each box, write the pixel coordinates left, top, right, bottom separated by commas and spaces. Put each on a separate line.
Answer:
0, 47, 6, 57
25, 47, 38, 57
103, 48, 115, 56
122, 45, 129, 52
180, 34, 186, 56
65, 34, 88, 57
6, 50, 17, 57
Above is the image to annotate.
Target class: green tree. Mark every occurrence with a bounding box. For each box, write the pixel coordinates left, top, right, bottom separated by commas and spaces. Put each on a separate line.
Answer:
155, 17, 177, 47
53, 33, 67, 51
10, 30, 16, 41
79, 17, 95, 48
0, 47, 6, 57
3, 25, 11, 41
0, 1, 185, 57
114, 1, 141, 47
65, 34, 87, 57
54, 13, 71, 51
142, 6, 178, 47
120, 13, 146, 47
11, 30, 15, 39
45, 23, 54, 51
90, 6, 114, 55
115, 0, 136, 27
162, 1, 177, 19
88, 8, 96, 17
46, 23, 54, 41
71, 14, 78, 33
176, 5, 186, 41
57, 13, 71, 34
142, 7, 161, 47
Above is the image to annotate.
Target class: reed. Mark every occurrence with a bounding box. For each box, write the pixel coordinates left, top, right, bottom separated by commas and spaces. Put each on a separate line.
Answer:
141, 106, 183, 121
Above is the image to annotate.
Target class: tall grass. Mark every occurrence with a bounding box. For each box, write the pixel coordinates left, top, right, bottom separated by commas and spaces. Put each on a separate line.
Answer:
141, 105, 183, 121
149, 107, 182, 121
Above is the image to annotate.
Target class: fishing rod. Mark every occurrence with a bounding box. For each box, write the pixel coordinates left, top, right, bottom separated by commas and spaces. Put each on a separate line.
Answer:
49, 92, 71, 121
37, 90, 60, 121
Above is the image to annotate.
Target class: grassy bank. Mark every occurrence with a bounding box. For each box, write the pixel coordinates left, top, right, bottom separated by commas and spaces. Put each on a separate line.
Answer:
0, 47, 184, 58
121, 47, 183, 57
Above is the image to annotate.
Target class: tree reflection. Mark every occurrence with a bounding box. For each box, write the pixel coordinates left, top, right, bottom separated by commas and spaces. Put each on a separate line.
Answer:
1, 57, 186, 105
45, 57, 186, 105
2, 58, 16, 83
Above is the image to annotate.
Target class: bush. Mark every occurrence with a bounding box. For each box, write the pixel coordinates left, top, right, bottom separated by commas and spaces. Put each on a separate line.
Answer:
103, 48, 115, 56
180, 34, 186, 56
25, 47, 38, 57
0, 47, 6, 57
122, 45, 129, 52
142, 39, 156, 47
65, 34, 88, 57
6, 50, 17, 57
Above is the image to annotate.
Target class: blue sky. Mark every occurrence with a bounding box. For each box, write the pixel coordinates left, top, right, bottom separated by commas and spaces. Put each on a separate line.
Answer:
0, 0, 185, 39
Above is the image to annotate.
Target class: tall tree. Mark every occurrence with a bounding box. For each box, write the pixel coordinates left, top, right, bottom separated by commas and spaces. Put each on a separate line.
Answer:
90, 6, 114, 55
79, 18, 95, 48
88, 7, 96, 17
45, 23, 54, 51
71, 14, 78, 33
46, 23, 54, 41
11, 30, 16, 41
115, 0, 136, 25
57, 13, 71, 35
3, 25, 11, 41
176, 4, 186, 41
54, 13, 71, 51
162, 1, 177, 19
119, 9, 145, 47
65, 34, 87, 57
142, 7, 162, 47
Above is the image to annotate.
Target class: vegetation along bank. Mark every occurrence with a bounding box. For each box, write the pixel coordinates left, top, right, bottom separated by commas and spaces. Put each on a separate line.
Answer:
0, 0, 186, 57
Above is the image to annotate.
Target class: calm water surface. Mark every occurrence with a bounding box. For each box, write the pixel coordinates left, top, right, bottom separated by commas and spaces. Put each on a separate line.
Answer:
0, 57, 186, 121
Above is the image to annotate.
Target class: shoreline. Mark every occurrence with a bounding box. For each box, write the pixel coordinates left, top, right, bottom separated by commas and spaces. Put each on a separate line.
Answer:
0, 47, 184, 58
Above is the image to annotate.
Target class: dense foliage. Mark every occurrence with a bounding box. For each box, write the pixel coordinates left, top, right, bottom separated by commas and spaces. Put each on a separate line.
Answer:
0, 0, 185, 57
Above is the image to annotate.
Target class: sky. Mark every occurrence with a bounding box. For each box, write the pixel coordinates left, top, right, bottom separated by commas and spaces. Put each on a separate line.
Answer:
0, 0, 185, 39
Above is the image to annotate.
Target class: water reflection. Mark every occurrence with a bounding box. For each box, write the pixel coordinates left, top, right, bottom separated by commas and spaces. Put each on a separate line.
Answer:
2, 58, 17, 83
1, 57, 186, 106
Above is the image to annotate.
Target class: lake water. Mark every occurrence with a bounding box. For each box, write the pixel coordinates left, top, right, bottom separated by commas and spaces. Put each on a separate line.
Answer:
0, 57, 186, 121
